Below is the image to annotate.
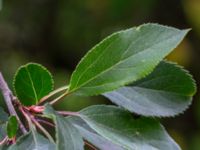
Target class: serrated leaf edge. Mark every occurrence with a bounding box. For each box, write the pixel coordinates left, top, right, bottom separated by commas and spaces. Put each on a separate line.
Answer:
102, 60, 197, 118
13, 62, 54, 105
68, 23, 189, 96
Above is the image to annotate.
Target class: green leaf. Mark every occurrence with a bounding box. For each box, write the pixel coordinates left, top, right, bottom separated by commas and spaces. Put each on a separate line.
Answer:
0, 144, 8, 150
6, 116, 18, 139
44, 104, 84, 150
69, 117, 123, 150
104, 61, 196, 117
69, 23, 189, 96
0, 124, 7, 141
9, 125, 56, 150
0, 144, 9, 150
79, 105, 181, 150
13, 63, 54, 106
0, 107, 8, 141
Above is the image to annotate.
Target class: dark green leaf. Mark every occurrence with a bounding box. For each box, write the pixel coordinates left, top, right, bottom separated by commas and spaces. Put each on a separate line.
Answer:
9, 125, 56, 150
69, 117, 123, 150
79, 105, 180, 150
104, 61, 196, 117
0, 107, 8, 123
69, 23, 189, 96
44, 104, 84, 150
13, 63, 54, 106
0, 144, 9, 150
0, 107, 8, 141
6, 116, 18, 138
0, 124, 7, 141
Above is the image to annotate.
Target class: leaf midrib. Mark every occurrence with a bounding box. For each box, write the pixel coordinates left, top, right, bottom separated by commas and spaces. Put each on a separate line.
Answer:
72, 28, 149, 89
70, 32, 181, 93
81, 116, 133, 149
73, 28, 148, 88
25, 67, 38, 103
32, 130, 39, 149
81, 116, 160, 150
59, 119, 77, 150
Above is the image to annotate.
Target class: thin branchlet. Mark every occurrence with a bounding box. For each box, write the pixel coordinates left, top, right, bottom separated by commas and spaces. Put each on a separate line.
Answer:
0, 72, 27, 134
19, 106, 55, 144
39, 86, 69, 104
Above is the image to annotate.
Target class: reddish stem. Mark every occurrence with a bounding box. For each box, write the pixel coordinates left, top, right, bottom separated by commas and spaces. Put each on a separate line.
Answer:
25, 105, 79, 117
30, 116, 55, 144
85, 141, 98, 150
20, 106, 55, 144
27, 106, 44, 113
0, 136, 8, 145
36, 118, 55, 127
57, 111, 80, 117
11, 137, 16, 144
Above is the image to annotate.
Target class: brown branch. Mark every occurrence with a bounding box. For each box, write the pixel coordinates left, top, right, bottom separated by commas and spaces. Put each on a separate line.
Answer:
85, 141, 98, 150
0, 72, 27, 134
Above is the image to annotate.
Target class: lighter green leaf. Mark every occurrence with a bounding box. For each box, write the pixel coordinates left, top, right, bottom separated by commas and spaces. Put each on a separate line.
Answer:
9, 125, 55, 150
0, 124, 6, 141
104, 61, 196, 117
0, 107, 8, 123
0, 144, 9, 150
7, 116, 18, 138
44, 104, 84, 150
0, 107, 8, 141
13, 63, 54, 106
80, 105, 180, 150
69, 23, 189, 96
69, 117, 123, 150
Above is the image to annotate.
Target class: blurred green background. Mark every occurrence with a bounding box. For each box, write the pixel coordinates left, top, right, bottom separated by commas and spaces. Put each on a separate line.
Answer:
0, 0, 200, 149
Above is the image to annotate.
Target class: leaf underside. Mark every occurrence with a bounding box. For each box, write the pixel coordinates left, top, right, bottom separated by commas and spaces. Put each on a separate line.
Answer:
0, 107, 8, 141
9, 122, 55, 150
0, 124, 7, 142
44, 104, 84, 150
0, 107, 8, 123
69, 23, 189, 96
9, 128, 56, 150
79, 105, 181, 150
69, 117, 124, 150
104, 61, 196, 117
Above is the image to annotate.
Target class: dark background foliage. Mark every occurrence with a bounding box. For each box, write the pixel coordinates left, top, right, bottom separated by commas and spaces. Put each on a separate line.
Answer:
0, 0, 200, 149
